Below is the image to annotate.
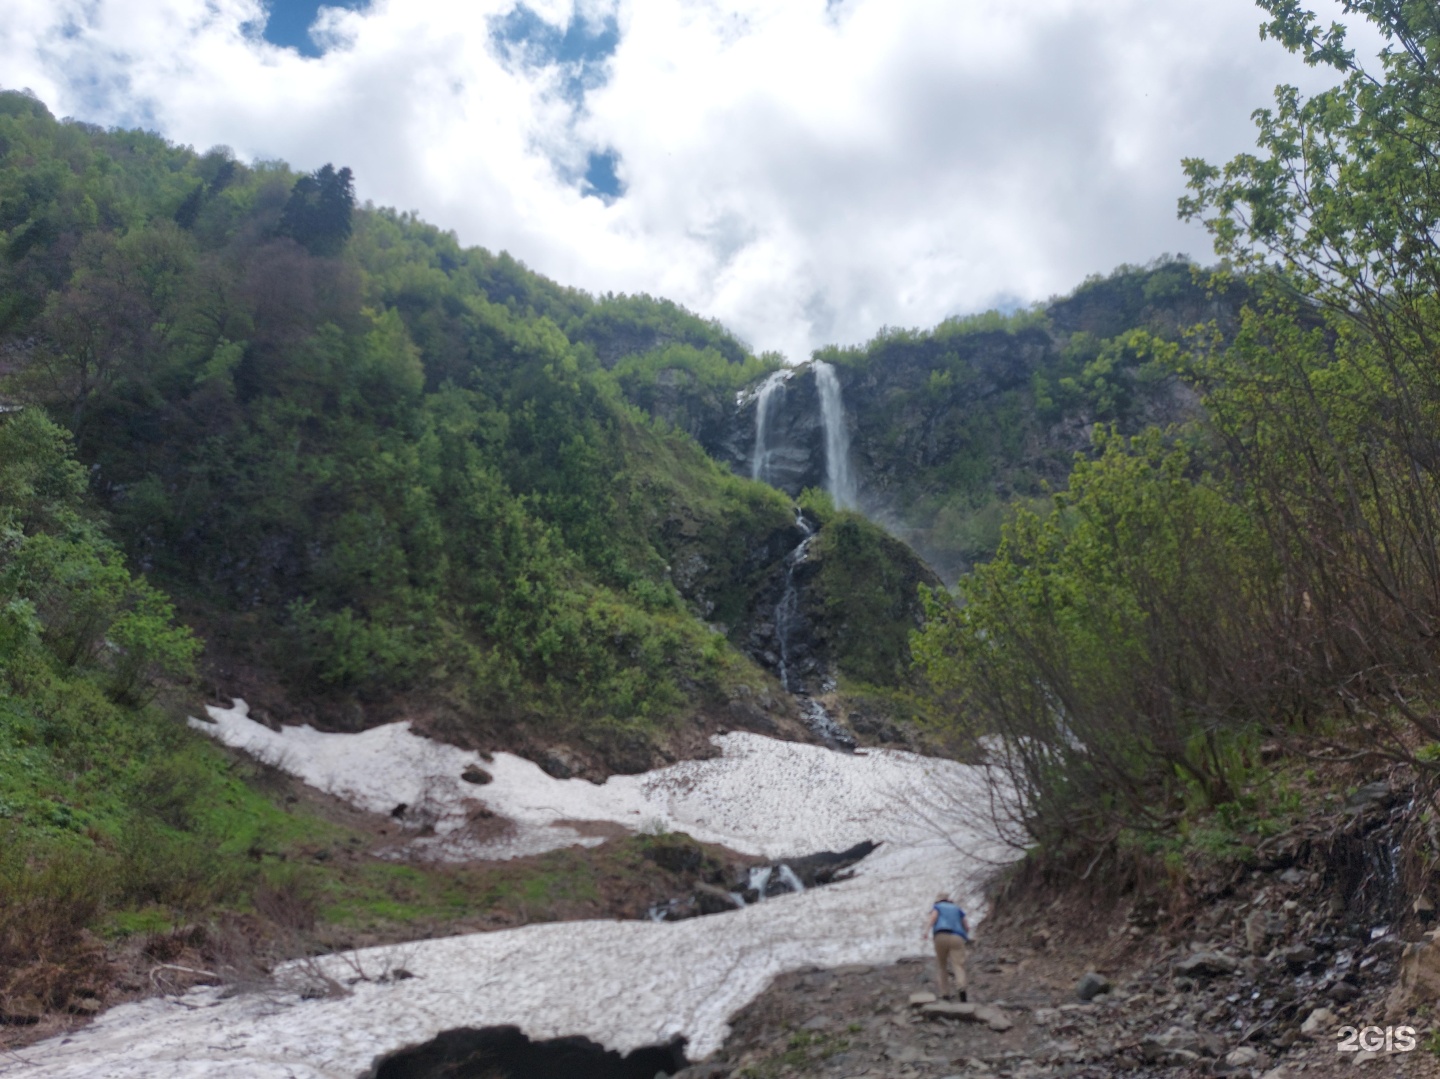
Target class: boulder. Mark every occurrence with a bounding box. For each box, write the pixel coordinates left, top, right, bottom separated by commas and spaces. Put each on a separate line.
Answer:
1075, 972, 1111, 1001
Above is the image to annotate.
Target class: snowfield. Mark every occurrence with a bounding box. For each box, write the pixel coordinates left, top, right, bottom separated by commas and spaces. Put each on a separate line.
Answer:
2, 701, 1016, 1079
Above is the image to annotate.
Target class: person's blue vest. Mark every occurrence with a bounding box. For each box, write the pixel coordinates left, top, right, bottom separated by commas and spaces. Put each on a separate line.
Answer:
933, 901, 968, 939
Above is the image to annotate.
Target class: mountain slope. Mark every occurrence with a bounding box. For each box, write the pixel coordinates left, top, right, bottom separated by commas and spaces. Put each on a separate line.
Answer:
0, 91, 939, 770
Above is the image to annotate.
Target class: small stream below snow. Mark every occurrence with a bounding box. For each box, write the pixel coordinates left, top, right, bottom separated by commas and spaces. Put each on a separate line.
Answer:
1, 702, 1013, 1079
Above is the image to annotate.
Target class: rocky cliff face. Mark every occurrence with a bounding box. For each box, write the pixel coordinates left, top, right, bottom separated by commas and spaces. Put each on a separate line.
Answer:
662, 262, 1247, 583
712, 366, 828, 497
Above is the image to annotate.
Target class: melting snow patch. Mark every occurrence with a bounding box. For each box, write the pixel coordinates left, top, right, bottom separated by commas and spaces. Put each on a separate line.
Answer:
5, 702, 1016, 1078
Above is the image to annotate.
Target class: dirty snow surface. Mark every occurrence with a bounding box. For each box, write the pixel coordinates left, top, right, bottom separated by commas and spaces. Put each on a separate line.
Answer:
6, 701, 1015, 1079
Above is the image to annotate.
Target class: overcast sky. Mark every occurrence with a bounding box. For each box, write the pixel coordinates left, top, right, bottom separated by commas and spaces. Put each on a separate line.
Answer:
1, 0, 1378, 361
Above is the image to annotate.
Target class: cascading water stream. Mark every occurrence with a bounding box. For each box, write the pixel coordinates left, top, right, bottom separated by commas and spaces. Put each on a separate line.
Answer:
773, 512, 814, 694
814, 361, 857, 511
749, 369, 789, 485
748, 365, 860, 751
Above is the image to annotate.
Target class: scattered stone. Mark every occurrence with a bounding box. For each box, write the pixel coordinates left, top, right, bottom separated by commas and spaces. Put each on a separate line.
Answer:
1245, 910, 1285, 954
1415, 895, 1435, 919
1327, 980, 1361, 1003
1141, 1026, 1201, 1061
66, 997, 103, 1015
1369, 934, 1405, 958
798, 1015, 831, 1031
1075, 972, 1111, 1002
921, 1002, 977, 1020
1226, 1046, 1261, 1067
1278, 868, 1307, 885
1300, 1007, 1336, 1037
1176, 952, 1240, 977
975, 1005, 1014, 1032
1277, 944, 1317, 970
885, 1044, 925, 1063
1346, 781, 1391, 809
1259, 1068, 1291, 1079
1352, 1049, 1380, 1065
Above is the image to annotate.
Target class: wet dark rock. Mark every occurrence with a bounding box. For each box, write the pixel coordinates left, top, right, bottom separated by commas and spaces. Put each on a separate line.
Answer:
694, 884, 743, 915
363, 1025, 688, 1079
781, 840, 879, 887
460, 766, 492, 785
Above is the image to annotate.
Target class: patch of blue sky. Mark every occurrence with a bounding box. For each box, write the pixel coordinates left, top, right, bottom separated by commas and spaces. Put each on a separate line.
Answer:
261, 0, 367, 57
490, 4, 619, 104
490, 4, 625, 202
582, 149, 624, 201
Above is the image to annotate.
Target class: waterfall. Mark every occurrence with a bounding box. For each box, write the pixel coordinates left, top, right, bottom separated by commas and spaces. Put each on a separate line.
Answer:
773, 512, 815, 693
813, 361, 857, 510
749, 369, 789, 485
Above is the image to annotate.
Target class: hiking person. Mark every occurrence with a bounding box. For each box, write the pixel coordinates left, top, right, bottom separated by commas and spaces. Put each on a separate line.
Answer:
922, 891, 970, 1000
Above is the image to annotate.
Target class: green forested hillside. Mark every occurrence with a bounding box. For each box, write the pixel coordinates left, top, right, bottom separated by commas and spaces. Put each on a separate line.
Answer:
0, 91, 841, 757
10, 0, 1439, 1010
0, 90, 949, 1020
915, 0, 1440, 862
814, 262, 1245, 579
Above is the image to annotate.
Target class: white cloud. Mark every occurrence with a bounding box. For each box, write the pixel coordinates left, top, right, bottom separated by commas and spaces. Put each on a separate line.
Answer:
0, 0, 1381, 361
